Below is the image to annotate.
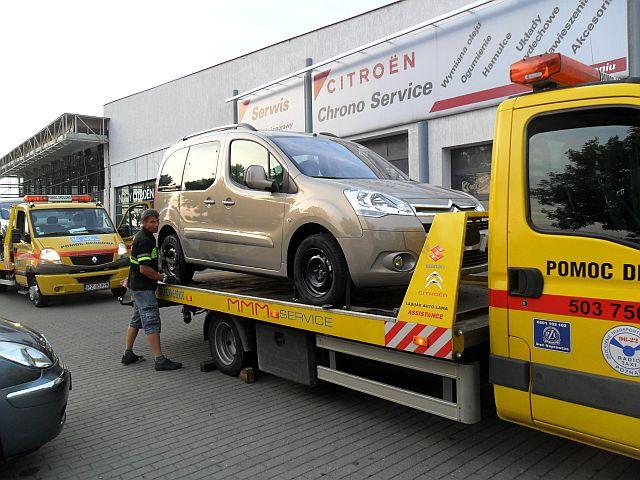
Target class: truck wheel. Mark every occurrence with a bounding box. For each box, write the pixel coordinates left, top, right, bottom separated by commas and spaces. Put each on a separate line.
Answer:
293, 233, 349, 307
208, 317, 247, 376
28, 281, 49, 308
161, 234, 194, 284
111, 287, 127, 298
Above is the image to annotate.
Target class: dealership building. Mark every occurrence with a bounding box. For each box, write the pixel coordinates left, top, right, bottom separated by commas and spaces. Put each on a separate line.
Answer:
1, 0, 638, 223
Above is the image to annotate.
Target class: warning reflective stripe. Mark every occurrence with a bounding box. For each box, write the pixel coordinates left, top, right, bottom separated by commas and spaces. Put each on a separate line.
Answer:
489, 289, 640, 324
384, 321, 452, 359
151, 248, 158, 259
136, 256, 152, 262
130, 258, 139, 265
386, 322, 416, 349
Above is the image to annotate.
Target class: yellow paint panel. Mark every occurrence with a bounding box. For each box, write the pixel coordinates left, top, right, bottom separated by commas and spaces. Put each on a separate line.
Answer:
398, 211, 488, 329
158, 285, 386, 346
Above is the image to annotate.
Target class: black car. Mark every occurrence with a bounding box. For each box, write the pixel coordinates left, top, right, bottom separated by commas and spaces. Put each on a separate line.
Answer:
0, 318, 70, 458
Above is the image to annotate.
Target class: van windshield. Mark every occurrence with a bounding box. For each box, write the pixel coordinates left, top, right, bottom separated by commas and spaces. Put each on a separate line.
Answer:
271, 136, 409, 180
30, 208, 115, 238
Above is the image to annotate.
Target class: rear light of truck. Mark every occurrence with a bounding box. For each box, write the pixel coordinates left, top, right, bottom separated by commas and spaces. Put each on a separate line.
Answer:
510, 53, 613, 89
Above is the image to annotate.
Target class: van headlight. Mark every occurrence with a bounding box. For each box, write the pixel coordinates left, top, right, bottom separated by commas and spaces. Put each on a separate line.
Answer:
0, 341, 54, 368
39, 248, 62, 264
344, 189, 414, 217
117, 242, 128, 257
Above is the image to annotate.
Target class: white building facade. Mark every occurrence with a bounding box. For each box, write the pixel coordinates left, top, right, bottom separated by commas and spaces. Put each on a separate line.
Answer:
104, 0, 639, 222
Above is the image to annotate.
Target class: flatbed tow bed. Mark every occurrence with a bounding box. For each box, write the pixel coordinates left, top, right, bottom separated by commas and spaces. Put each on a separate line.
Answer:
157, 212, 490, 424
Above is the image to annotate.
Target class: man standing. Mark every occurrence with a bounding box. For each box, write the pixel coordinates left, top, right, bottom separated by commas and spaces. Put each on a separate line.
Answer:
121, 209, 182, 371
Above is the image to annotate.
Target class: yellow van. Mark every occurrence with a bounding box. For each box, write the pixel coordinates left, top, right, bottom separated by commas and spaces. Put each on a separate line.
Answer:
0, 195, 129, 307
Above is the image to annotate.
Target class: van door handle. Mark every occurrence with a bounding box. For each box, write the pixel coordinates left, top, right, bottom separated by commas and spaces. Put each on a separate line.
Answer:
222, 199, 235, 207
508, 268, 544, 298
204, 199, 216, 206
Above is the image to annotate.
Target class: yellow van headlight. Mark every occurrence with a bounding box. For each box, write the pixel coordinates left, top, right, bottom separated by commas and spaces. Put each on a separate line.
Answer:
117, 242, 128, 257
39, 248, 62, 264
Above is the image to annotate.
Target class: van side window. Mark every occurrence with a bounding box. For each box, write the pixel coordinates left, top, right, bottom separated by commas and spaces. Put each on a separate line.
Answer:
15, 210, 28, 239
183, 142, 220, 191
158, 148, 188, 190
528, 107, 640, 248
230, 140, 284, 191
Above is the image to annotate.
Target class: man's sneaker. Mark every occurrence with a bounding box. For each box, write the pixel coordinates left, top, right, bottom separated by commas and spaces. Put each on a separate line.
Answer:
154, 357, 183, 371
121, 351, 144, 365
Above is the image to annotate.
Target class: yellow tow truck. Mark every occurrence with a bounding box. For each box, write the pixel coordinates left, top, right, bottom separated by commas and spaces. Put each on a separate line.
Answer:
154, 54, 639, 458
0, 195, 130, 307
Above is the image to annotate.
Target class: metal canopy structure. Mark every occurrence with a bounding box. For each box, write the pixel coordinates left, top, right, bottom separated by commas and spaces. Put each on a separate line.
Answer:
0, 113, 108, 177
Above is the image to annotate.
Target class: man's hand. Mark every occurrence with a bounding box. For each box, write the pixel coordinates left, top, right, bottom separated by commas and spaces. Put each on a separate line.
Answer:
162, 275, 180, 285
140, 264, 164, 282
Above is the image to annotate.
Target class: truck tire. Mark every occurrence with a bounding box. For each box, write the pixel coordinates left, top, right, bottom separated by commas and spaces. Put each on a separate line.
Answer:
160, 234, 194, 284
28, 281, 49, 308
208, 316, 247, 376
293, 233, 349, 307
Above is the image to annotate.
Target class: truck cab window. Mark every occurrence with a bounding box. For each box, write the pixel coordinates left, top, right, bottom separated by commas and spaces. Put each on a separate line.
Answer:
528, 107, 640, 248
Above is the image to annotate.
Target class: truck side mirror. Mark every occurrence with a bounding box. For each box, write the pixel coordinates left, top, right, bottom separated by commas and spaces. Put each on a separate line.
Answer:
245, 165, 277, 192
11, 230, 21, 244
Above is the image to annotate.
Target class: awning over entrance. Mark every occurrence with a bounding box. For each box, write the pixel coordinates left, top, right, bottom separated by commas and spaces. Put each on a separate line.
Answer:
0, 113, 108, 177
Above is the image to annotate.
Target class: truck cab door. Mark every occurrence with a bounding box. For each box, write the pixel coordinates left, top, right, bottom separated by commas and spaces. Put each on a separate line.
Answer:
13, 209, 33, 286
117, 202, 150, 248
507, 101, 640, 457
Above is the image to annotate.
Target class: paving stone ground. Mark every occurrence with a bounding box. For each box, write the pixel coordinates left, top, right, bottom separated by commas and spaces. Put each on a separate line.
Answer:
0, 290, 638, 479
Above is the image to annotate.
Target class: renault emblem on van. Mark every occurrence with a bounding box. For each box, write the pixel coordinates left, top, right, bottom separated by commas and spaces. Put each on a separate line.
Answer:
91, 256, 98, 264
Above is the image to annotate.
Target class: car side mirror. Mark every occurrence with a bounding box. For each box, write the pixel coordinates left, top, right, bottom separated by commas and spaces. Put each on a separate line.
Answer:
245, 165, 278, 192
23, 233, 31, 244
118, 225, 131, 238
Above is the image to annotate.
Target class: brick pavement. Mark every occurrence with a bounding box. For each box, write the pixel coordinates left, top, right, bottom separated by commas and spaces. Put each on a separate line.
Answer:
0, 291, 638, 479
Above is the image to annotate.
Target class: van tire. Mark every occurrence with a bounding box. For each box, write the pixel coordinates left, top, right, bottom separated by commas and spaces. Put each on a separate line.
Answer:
111, 287, 127, 298
293, 233, 349, 307
208, 316, 247, 376
28, 280, 49, 308
160, 234, 194, 284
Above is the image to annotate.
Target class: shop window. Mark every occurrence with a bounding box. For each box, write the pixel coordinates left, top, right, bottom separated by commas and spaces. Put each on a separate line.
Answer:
451, 144, 492, 206
357, 133, 409, 174
183, 142, 220, 191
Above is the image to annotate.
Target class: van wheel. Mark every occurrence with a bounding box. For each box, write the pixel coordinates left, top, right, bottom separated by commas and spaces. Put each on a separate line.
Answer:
208, 317, 247, 376
161, 234, 194, 284
293, 234, 349, 307
28, 281, 49, 308
111, 287, 127, 298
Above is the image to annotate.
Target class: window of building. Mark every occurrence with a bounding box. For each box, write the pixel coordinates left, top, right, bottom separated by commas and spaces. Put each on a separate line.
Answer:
158, 148, 188, 190
356, 133, 409, 174
20, 145, 106, 202
114, 180, 155, 226
229, 140, 283, 190
451, 144, 492, 206
183, 142, 220, 191
528, 107, 640, 248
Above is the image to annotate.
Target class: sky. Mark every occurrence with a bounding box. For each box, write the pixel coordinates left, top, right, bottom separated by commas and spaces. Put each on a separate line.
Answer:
0, 0, 393, 159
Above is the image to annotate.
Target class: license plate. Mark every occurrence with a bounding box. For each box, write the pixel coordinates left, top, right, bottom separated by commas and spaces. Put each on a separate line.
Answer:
84, 281, 110, 292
